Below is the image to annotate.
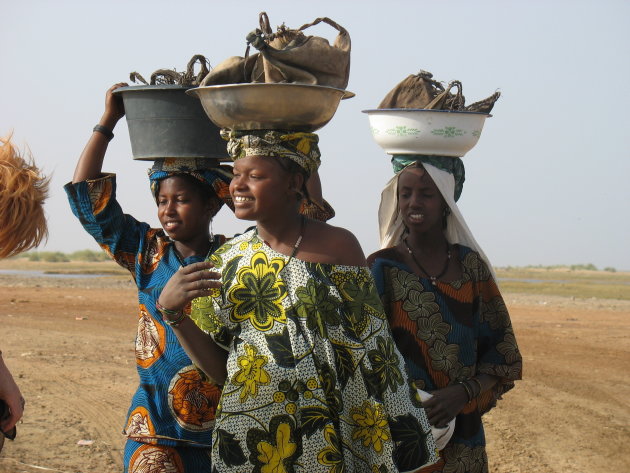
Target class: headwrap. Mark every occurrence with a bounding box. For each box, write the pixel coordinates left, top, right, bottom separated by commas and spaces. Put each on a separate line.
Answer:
148, 158, 234, 212
220, 129, 321, 176
378, 160, 496, 281
391, 155, 465, 202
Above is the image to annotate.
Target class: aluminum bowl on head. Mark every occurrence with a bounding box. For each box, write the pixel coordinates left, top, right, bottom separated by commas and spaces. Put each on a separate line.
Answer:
187, 83, 355, 132
363, 109, 490, 157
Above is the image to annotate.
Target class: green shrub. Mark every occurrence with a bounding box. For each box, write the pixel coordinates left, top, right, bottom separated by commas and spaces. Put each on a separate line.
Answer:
28, 251, 70, 262
26, 252, 40, 261
570, 263, 598, 271
69, 249, 108, 262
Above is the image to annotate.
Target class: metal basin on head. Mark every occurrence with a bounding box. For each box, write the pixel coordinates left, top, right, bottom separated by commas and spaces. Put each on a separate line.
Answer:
114, 85, 228, 161
187, 83, 354, 132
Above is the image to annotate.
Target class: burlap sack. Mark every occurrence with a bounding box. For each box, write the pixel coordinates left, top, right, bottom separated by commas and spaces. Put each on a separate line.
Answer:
378, 70, 499, 114
378, 70, 446, 109
201, 12, 351, 90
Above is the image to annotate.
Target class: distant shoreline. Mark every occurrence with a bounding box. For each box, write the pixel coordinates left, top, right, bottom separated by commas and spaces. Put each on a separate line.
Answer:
1, 257, 629, 301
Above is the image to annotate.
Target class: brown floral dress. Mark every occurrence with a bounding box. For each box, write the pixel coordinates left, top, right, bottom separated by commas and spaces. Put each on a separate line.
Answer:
369, 245, 522, 473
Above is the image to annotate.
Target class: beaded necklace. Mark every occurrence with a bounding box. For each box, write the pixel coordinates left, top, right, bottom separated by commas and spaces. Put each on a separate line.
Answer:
257, 215, 306, 270
403, 238, 451, 286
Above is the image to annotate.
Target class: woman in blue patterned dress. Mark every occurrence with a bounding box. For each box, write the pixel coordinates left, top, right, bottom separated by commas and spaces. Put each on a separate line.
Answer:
158, 130, 440, 473
368, 157, 522, 473
65, 83, 233, 472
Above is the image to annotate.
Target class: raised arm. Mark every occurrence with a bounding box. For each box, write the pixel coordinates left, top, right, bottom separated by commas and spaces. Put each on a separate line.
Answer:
72, 83, 127, 183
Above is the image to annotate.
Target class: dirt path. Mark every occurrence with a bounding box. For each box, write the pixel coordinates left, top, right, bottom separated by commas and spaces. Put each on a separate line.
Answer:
1, 276, 629, 472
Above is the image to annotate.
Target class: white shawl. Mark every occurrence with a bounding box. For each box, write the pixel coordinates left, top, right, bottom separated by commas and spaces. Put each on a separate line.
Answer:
377, 163, 496, 280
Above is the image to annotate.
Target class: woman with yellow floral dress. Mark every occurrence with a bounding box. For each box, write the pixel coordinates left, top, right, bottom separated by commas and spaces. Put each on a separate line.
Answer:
368, 156, 522, 473
159, 131, 439, 473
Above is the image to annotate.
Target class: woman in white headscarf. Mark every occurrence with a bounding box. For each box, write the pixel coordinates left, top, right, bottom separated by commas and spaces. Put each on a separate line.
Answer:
368, 155, 522, 473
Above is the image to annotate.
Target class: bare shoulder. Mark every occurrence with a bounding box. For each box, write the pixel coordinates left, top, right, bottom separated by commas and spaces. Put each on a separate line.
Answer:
301, 219, 366, 266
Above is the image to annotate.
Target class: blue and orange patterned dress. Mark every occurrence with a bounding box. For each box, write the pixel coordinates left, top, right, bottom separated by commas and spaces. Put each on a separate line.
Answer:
190, 229, 440, 473
369, 245, 522, 473
65, 174, 222, 472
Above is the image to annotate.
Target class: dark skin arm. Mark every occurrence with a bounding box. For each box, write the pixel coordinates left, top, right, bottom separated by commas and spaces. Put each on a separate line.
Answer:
423, 374, 500, 428
169, 318, 228, 385
0, 353, 23, 433
72, 83, 127, 183
158, 261, 228, 384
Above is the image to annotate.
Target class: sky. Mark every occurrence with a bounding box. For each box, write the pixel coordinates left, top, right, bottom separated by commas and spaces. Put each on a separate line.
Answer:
2, 0, 629, 270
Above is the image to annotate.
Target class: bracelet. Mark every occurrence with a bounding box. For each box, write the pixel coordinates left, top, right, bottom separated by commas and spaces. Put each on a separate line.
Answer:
469, 377, 483, 397
156, 300, 186, 327
93, 124, 114, 141
164, 311, 186, 327
458, 380, 473, 402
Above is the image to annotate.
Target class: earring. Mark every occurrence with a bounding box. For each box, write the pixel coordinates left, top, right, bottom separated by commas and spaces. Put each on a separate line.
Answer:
209, 220, 215, 243
442, 208, 451, 230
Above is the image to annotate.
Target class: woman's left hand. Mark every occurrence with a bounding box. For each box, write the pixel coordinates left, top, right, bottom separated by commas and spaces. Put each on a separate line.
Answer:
0, 357, 24, 433
158, 261, 221, 312
423, 384, 469, 428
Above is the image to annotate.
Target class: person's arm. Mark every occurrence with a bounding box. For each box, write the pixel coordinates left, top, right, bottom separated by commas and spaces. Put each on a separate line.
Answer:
422, 374, 499, 428
0, 351, 23, 433
72, 83, 127, 183
157, 261, 221, 312
157, 261, 228, 384
424, 254, 519, 428
170, 319, 228, 385
65, 83, 151, 275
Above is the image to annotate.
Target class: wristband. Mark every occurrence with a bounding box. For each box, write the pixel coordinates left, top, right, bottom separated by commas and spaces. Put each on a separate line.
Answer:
93, 124, 114, 141
469, 377, 482, 397
458, 380, 473, 402
156, 300, 186, 327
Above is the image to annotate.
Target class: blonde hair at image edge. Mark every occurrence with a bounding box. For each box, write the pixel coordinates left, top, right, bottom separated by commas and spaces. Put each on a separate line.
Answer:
0, 135, 49, 258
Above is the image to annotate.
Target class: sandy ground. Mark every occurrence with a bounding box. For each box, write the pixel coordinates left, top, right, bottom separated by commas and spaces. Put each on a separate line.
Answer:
0, 274, 629, 473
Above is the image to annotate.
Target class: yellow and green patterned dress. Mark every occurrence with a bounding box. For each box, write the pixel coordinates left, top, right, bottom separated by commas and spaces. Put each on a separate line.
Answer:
191, 229, 439, 473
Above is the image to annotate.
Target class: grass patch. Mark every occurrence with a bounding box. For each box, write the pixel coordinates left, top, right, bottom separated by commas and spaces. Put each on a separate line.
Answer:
25, 250, 110, 262
496, 267, 630, 284
0, 257, 128, 276
496, 267, 630, 300
498, 280, 630, 300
